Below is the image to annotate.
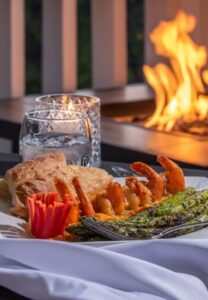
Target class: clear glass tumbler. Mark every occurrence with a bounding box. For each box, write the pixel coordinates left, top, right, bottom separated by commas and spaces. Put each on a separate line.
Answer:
19, 109, 91, 165
36, 94, 101, 167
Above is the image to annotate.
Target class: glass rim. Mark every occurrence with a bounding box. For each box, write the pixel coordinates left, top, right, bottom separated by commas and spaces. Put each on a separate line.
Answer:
36, 93, 100, 105
25, 109, 88, 122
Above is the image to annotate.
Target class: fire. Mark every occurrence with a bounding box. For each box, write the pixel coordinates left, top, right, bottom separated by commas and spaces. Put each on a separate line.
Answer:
144, 11, 208, 132
67, 101, 74, 110
60, 95, 74, 110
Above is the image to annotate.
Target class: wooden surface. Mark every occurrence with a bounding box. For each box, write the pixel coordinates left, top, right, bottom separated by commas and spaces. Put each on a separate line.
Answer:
0, 84, 153, 123
0, 0, 25, 98
91, 0, 127, 89
102, 119, 208, 168
42, 0, 77, 93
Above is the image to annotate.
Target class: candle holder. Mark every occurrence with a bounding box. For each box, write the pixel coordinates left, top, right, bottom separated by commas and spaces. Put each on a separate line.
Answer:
36, 94, 101, 167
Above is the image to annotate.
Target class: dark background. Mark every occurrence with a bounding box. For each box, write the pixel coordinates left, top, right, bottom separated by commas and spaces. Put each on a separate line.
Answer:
26, 0, 144, 94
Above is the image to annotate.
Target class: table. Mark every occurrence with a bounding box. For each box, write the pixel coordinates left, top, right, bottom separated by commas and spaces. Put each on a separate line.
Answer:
0, 153, 207, 177
1, 96, 208, 169
0, 153, 207, 299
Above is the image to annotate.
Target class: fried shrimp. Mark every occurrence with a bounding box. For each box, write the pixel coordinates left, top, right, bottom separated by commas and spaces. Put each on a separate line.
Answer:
126, 177, 152, 207
157, 155, 185, 194
123, 186, 140, 210
106, 182, 125, 215
131, 162, 164, 201
94, 194, 115, 216
53, 177, 80, 224
72, 176, 95, 217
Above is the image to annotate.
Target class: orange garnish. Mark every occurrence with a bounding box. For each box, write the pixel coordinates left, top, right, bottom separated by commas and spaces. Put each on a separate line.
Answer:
27, 192, 72, 239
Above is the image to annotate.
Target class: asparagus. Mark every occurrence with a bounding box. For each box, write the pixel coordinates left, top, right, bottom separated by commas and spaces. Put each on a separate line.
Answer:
67, 188, 208, 241
103, 190, 208, 235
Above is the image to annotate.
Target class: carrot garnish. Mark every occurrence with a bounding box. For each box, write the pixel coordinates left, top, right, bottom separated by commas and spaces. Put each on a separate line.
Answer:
27, 192, 72, 239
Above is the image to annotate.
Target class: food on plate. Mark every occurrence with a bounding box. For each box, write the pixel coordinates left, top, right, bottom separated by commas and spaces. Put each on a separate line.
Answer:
125, 177, 152, 207
131, 162, 164, 201
72, 176, 95, 217
0, 179, 11, 201
68, 188, 208, 241
67, 165, 113, 201
4, 152, 113, 219
27, 192, 72, 239
54, 177, 80, 225
2, 151, 200, 241
4, 152, 68, 218
157, 155, 185, 193
105, 182, 125, 215
131, 156, 185, 199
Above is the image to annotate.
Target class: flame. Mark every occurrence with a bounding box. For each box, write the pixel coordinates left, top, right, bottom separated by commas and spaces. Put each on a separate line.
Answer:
144, 11, 208, 131
67, 101, 74, 110
60, 95, 74, 110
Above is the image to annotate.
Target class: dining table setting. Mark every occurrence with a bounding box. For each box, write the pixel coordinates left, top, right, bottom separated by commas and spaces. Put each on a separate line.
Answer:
0, 94, 208, 300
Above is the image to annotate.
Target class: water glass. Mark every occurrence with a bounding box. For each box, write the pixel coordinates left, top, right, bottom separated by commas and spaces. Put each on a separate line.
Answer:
36, 94, 101, 167
19, 109, 91, 165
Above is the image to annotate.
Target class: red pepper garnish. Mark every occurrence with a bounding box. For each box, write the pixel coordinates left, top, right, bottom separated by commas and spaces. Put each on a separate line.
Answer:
27, 192, 72, 239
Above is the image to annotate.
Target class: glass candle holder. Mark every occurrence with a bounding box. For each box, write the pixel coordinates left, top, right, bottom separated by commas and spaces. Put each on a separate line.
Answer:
19, 109, 91, 165
36, 94, 101, 167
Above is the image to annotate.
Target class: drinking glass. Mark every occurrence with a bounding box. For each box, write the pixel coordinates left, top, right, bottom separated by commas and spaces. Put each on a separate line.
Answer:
36, 94, 101, 167
19, 109, 91, 165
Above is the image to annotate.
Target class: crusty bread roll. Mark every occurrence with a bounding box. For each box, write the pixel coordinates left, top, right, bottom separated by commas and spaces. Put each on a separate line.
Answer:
67, 165, 113, 201
4, 152, 68, 218
4, 152, 113, 219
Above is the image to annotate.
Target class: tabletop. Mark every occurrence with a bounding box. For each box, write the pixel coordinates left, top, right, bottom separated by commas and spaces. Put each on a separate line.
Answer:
0, 153, 207, 299
0, 152, 208, 177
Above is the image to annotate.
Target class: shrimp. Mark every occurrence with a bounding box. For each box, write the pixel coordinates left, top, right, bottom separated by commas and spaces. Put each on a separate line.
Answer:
53, 177, 80, 224
131, 162, 164, 201
126, 177, 152, 207
123, 185, 140, 210
72, 176, 95, 217
157, 155, 185, 194
106, 182, 125, 215
94, 194, 115, 216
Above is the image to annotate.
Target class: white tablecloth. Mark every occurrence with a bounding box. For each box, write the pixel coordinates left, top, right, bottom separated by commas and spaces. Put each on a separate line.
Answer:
0, 239, 208, 300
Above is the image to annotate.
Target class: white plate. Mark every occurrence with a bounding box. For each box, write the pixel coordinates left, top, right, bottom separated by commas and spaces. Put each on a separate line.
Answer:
115, 176, 208, 189
0, 176, 208, 245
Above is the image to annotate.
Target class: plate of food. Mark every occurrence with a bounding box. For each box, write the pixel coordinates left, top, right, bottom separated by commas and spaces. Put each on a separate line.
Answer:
0, 152, 208, 244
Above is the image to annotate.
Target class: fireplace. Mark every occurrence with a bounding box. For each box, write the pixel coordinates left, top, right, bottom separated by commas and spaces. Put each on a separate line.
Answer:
110, 11, 208, 137
101, 10, 208, 168
142, 11, 208, 136
101, 98, 208, 168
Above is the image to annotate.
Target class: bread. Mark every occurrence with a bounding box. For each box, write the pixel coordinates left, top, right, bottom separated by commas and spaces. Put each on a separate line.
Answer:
4, 152, 113, 219
67, 165, 113, 201
4, 152, 68, 218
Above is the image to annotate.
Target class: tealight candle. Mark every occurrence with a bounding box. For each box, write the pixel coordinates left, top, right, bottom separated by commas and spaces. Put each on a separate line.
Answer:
36, 94, 101, 167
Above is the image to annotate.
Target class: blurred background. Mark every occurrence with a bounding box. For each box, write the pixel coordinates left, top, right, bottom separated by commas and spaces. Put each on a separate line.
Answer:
1, 0, 208, 169
26, 0, 144, 94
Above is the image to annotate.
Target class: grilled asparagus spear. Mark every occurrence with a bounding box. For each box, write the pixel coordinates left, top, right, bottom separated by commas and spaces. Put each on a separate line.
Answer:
67, 188, 208, 241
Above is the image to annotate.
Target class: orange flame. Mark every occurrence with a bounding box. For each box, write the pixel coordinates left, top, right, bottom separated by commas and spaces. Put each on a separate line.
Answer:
67, 101, 74, 110
144, 11, 208, 131
60, 95, 74, 110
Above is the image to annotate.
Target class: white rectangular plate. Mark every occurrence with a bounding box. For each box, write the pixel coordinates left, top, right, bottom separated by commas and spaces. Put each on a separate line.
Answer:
0, 176, 208, 246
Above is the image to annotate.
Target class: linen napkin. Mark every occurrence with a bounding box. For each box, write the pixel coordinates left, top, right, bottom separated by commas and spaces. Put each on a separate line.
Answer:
0, 239, 208, 300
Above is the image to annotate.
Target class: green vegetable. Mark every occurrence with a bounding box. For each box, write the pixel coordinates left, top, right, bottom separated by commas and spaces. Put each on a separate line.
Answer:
67, 188, 208, 241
